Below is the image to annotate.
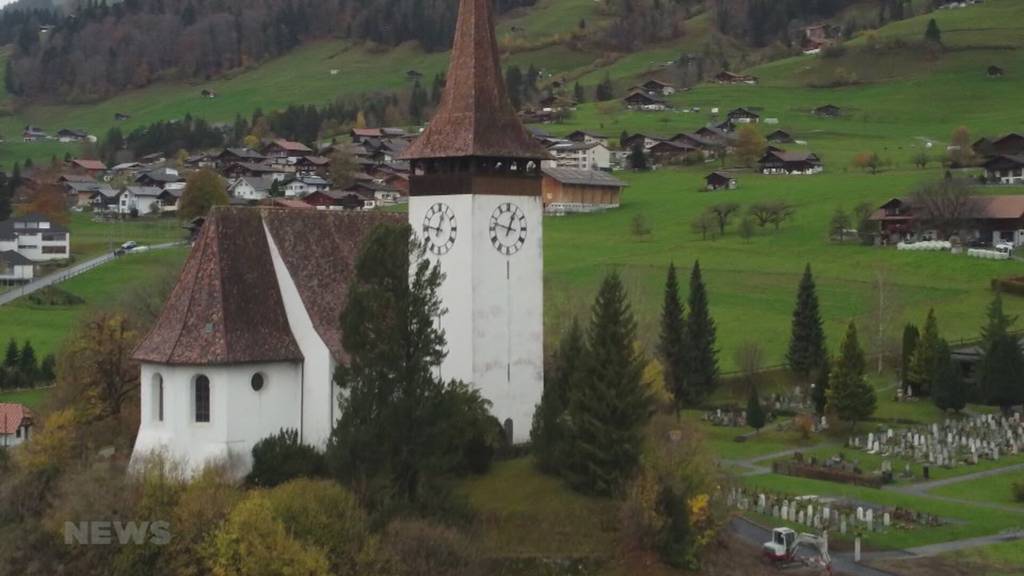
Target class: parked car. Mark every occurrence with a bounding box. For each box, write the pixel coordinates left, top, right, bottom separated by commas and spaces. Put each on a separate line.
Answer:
120, 241, 138, 251
995, 242, 1014, 255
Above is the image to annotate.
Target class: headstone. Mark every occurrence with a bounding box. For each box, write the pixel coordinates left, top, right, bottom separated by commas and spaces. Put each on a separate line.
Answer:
856, 506, 864, 522
883, 512, 891, 528
840, 515, 848, 535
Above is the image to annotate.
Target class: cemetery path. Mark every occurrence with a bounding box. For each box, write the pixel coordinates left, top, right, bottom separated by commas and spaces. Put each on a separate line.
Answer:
899, 529, 1024, 557
725, 442, 842, 477
889, 461, 1024, 495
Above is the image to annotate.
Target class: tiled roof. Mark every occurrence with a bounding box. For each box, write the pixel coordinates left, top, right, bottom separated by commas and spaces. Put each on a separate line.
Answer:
542, 166, 627, 188
72, 158, 108, 171
0, 250, 34, 266
0, 403, 31, 435
401, 0, 548, 160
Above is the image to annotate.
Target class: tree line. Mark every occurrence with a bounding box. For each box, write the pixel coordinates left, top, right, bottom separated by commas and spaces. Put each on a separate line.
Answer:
1, 338, 56, 391
4, 0, 534, 102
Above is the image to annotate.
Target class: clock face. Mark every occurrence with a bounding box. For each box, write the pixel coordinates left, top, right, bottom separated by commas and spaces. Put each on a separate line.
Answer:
422, 202, 457, 255
489, 202, 528, 256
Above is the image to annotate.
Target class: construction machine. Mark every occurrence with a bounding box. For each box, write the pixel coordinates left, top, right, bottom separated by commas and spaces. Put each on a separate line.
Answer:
762, 527, 832, 573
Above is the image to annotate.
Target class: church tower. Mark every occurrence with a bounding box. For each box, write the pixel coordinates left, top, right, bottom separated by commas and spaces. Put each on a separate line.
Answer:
402, 0, 549, 443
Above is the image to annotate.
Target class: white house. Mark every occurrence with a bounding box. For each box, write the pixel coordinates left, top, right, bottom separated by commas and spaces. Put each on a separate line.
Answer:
545, 141, 611, 171
0, 403, 33, 448
0, 214, 70, 261
229, 176, 277, 200
284, 176, 330, 198
0, 251, 34, 283
117, 186, 164, 215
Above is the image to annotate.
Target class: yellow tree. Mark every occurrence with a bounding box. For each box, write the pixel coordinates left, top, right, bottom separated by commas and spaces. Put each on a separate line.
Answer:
949, 126, 975, 167
179, 168, 228, 220
735, 125, 766, 167
57, 311, 141, 421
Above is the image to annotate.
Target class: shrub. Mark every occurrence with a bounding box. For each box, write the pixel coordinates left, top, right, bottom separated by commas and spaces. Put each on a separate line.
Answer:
247, 428, 326, 488
166, 464, 243, 576
383, 518, 478, 576
27, 286, 85, 306
1013, 479, 1024, 503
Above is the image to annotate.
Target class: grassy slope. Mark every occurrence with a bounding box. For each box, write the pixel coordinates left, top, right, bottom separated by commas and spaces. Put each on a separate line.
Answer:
0, 247, 187, 358
930, 469, 1024, 508
0, 387, 49, 410
66, 212, 188, 259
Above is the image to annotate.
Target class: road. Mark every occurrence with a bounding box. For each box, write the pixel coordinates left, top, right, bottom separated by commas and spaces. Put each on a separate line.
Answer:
0, 242, 183, 307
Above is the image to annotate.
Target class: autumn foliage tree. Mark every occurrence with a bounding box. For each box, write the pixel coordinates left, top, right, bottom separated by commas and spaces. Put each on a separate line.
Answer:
56, 311, 141, 422
17, 182, 69, 226
734, 125, 766, 167
179, 168, 228, 220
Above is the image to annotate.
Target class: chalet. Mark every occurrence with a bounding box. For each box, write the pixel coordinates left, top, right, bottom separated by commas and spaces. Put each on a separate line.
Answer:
541, 166, 627, 213
200, 89, 217, 99
184, 154, 216, 169
0, 403, 33, 447
261, 198, 314, 210
229, 176, 278, 200
546, 141, 611, 171
989, 134, 1024, 157
136, 168, 185, 189
565, 131, 609, 147
623, 90, 667, 111
727, 107, 760, 124
114, 112, 131, 121
216, 148, 266, 167
263, 138, 314, 159
0, 251, 34, 284
988, 65, 1005, 77
669, 132, 719, 156
705, 171, 737, 191
293, 155, 330, 174
57, 128, 91, 143
157, 189, 183, 213
22, 126, 48, 142
715, 71, 758, 85
869, 195, 1024, 246
370, 139, 410, 163
90, 187, 121, 212
69, 158, 108, 175
984, 155, 1024, 185
302, 190, 375, 210
283, 175, 330, 197
648, 140, 698, 163
110, 162, 142, 174
695, 126, 733, 146
813, 104, 842, 118
622, 133, 664, 150
0, 213, 70, 262
537, 95, 577, 111
344, 181, 402, 204
223, 162, 286, 180
632, 79, 676, 96
138, 152, 167, 166
758, 150, 823, 175
406, 69, 423, 79
117, 186, 165, 215
379, 171, 410, 193
766, 129, 795, 144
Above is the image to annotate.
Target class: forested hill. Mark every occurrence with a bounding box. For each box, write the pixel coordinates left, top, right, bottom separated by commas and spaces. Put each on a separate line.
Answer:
0, 0, 887, 105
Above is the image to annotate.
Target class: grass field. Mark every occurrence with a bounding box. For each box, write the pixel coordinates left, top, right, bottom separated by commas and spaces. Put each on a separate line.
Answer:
930, 469, 1024, 508
0, 387, 50, 411
65, 212, 187, 259
0, 247, 187, 359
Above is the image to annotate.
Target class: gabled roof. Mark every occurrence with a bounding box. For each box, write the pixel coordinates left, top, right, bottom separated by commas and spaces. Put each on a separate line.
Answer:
728, 107, 760, 118
231, 175, 277, 193
971, 195, 1024, 220
71, 158, 108, 171
542, 166, 626, 188
706, 171, 735, 181
59, 173, 97, 183
760, 150, 820, 163
401, 0, 549, 161
126, 186, 164, 198
623, 89, 666, 104
266, 138, 313, 154
0, 403, 31, 434
984, 154, 1024, 169
218, 147, 265, 160
0, 250, 34, 267
134, 207, 403, 366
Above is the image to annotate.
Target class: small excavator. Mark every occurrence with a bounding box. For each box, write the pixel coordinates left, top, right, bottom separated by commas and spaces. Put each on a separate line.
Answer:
762, 527, 832, 574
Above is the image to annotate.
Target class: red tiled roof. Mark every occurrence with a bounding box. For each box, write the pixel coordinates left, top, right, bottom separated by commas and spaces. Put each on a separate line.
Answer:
72, 158, 108, 171
269, 139, 313, 153
401, 0, 548, 160
0, 403, 31, 435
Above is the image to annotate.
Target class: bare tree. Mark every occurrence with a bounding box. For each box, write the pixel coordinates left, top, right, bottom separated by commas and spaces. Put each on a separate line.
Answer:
734, 340, 764, 385
910, 177, 977, 239
767, 202, 796, 231
708, 202, 741, 236
690, 212, 716, 240
867, 266, 902, 375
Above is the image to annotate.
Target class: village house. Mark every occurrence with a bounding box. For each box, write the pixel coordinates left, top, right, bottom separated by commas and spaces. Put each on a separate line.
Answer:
216, 148, 267, 168
727, 107, 760, 124
283, 175, 331, 197
90, 187, 122, 212
22, 126, 48, 142
695, 125, 734, 146
648, 140, 698, 164
767, 129, 795, 144
705, 171, 737, 191
622, 133, 665, 150
565, 130, 610, 147
57, 128, 91, 143
758, 150, 823, 175
223, 161, 287, 180
302, 190, 375, 210
343, 181, 402, 205
541, 166, 626, 213
0, 403, 33, 447
136, 168, 186, 190
869, 195, 1024, 246
0, 213, 70, 262
537, 94, 577, 112
545, 140, 611, 171
630, 79, 676, 97
117, 186, 165, 215
984, 155, 1024, 185
623, 90, 668, 111
715, 70, 758, 85
669, 132, 721, 157
229, 175, 278, 200
262, 138, 314, 161
293, 155, 330, 176
974, 133, 1024, 159
813, 104, 842, 118
69, 158, 108, 177
0, 251, 35, 284
988, 65, 1005, 78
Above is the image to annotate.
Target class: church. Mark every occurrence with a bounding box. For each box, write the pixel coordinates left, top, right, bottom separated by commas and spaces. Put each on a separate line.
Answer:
130, 0, 548, 475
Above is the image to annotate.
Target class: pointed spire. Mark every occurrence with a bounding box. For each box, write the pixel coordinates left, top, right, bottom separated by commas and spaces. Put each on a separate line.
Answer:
401, 0, 548, 160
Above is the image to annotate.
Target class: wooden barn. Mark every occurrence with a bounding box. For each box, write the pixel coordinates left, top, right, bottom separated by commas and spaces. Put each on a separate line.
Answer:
541, 166, 626, 212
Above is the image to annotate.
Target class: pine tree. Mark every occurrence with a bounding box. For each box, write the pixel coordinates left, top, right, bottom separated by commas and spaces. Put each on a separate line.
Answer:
563, 272, 651, 496
18, 341, 37, 383
3, 338, 17, 369
982, 333, 1024, 413
980, 292, 1015, 352
659, 263, 687, 415
532, 318, 584, 474
811, 357, 831, 416
629, 141, 647, 171
39, 354, 56, 383
925, 18, 942, 45
684, 261, 718, 406
269, 179, 284, 198
746, 384, 766, 432
573, 82, 585, 103
909, 309, 940, 396
828, 321, 876, 430
786, 264, 827, 378
932, 340, 966, 413
900, 323, 920, 394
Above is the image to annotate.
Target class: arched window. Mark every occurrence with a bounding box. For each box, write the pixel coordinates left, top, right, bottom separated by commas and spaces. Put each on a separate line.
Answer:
194, 375, 210, 423
153, 373, 164, 422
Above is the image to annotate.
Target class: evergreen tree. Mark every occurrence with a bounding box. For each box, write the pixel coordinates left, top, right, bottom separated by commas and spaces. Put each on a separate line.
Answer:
900, 323, 919, 394
268, 179, 284, 198
628, 141, 647, 171
3, 338, 17, 369
746, 384, 766, 432
925, 18, 942, 45
325, 224, 496, 503
982, 332, 1024, 413
18, 341, 37, 383
563, 272, 651, 496
532, 318, 584, 474
909, 309, 940, 396
595, 74, 614, 101
980, 292, 1015, 352
932, 340, 966, 413
811, 357, 831, 416
505, 65, 524, 109
786, 264, 827, 378
684, 261, 718, 406
659, 263, 687, 415
827, 321, 875, 430
573, 81, 585, 103
39, 354, 56, 383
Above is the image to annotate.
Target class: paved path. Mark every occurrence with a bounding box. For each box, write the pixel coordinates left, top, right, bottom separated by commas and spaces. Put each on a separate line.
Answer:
0, 242, 183, 307
902, 530, 1024, 557
888, 462, 1024, 495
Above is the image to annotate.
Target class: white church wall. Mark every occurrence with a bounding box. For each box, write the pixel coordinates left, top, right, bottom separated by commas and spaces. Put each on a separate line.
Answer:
132, 361, 302, 477
263, 222, 338, 449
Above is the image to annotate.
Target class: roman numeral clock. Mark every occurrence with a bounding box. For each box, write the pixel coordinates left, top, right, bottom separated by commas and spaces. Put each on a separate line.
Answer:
489, 202, 527, 256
